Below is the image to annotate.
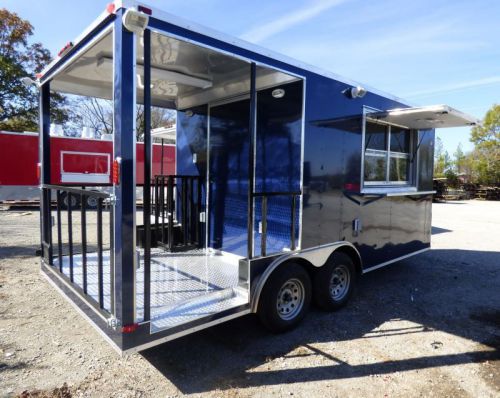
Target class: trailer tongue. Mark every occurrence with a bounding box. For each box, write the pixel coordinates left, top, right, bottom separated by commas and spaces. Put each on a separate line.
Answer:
36, 1, 477, 354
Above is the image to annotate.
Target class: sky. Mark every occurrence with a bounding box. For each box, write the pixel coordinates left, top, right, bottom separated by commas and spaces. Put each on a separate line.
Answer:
2, 0, 499, 155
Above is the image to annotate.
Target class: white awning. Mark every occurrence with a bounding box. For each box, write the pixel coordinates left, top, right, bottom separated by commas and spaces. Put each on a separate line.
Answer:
369, 105, 479, 129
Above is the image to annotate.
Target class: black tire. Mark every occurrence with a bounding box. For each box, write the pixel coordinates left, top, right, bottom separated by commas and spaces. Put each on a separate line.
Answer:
61, 192, 80, 210
313, 252, 356, 311
85, 195, 99, 210
258, 262, 311, 333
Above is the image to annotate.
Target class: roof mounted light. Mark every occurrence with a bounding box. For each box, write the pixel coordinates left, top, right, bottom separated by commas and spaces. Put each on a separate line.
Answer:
272, 88, 285, 98
345, 85, 367, 99
122, 9, 149, 34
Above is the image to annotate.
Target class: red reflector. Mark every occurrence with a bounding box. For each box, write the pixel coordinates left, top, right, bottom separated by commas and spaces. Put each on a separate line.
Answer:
58, 42, 73, 57
112, 158, 120, 185
36, 163, 41, 180
121, 323, 139, 333
344, 183, 360, 192
35, 73, 43, 79
138, 5, 152, 15
106, 2, 116, 13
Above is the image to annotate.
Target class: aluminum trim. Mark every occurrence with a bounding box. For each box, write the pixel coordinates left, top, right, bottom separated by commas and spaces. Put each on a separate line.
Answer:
298, 78, 306, 251
122, 309, 251, 354
362, 247, 430, 274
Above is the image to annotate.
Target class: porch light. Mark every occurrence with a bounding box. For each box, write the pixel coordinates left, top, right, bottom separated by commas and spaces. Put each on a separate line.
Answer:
272, 88, 285, 98
122, 8, 149, 34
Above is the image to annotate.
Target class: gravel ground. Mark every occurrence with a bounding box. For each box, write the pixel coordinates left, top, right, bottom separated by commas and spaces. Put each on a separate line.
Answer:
0, 200, 499, 397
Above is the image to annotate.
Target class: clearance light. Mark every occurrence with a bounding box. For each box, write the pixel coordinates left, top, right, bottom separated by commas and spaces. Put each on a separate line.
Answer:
106, 3, 116, 13
122, 8, 149, 34
112, 157, 121, 185
121, 323, 139, 333
344, 183, 360, 191
58, 42, 74, 57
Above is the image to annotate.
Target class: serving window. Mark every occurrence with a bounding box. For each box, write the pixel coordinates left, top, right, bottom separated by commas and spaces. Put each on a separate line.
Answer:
363, 119, 414, 187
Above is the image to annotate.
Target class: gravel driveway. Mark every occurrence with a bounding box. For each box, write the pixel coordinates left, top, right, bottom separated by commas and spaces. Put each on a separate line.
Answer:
0, 200, 499, 397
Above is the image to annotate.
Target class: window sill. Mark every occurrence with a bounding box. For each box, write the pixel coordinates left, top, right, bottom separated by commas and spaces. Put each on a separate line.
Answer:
360, 186, 435, 196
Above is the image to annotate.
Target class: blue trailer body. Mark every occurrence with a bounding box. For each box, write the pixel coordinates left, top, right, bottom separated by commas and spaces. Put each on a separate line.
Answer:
36, 1, 476, 353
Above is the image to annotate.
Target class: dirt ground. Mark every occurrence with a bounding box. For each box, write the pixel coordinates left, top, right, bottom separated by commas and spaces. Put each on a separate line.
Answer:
0, 200, 499, 397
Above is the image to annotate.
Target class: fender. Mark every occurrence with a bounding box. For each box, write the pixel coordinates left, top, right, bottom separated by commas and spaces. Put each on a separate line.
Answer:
250, 241, 362, 312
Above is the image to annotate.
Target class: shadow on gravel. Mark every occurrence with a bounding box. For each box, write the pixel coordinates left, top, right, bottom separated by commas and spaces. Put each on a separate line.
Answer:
0, 245, 39, 258
142, 248, 500, 394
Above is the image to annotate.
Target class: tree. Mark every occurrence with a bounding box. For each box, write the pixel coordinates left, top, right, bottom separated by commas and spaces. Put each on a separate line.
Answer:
453, 143, 466, 175
70, 95, 175, 140
0, 8, 69, 131
470, 104, 500, 185
434, 136, 452, 177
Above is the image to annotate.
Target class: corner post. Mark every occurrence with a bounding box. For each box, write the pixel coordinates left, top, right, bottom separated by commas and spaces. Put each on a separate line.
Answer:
39, 82, 52, 264
247, 62, 257, 259
113, 10, 137, 328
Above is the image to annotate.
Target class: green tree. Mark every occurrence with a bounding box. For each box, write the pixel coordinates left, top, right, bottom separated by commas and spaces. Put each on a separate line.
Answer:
454, 143, 466, 175
0, 8, 68, 132
470, 104, 500, 185
434, 136, 452, 177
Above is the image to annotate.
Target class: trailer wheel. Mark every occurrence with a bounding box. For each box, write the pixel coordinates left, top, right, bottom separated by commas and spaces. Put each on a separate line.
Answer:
258, 262, 311, 333
86, 195, 99, 209
61, 192, 80, 210
313, 252, 356, 311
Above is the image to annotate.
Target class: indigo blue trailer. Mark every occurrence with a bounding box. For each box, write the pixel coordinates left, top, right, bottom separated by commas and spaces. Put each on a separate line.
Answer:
37, 1, 478, 354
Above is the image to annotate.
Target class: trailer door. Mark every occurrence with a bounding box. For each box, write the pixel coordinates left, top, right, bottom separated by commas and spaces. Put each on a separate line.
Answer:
253, 80, 304, 256
208, 98, 251, 256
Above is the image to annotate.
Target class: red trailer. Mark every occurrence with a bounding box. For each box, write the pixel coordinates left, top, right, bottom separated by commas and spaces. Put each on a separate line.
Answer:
0, 131, 175, 203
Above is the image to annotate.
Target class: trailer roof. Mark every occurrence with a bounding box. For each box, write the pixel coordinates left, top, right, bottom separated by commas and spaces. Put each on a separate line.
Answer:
38, 0, 410, 105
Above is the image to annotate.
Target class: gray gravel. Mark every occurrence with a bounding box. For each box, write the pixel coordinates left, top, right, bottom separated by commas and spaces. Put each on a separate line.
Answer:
0, 200, 499, 397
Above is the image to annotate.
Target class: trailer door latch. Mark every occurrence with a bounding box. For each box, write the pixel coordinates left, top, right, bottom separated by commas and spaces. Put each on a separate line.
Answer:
352, 218, 362, 236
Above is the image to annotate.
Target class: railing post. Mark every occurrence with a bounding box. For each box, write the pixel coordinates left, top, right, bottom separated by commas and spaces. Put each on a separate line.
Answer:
167, 176, 174, 250
291, 195, 296, 251
143, 28, 152, 322
261, 196, 267, 257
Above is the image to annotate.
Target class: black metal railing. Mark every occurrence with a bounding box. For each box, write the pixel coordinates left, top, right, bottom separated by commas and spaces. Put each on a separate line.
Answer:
252, 191, 301, 257
41, 184, 114, 317
152, 175, 203, 252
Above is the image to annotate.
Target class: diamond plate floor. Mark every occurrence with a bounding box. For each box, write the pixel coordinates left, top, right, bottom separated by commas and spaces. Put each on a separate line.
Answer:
52, 248, 248, 333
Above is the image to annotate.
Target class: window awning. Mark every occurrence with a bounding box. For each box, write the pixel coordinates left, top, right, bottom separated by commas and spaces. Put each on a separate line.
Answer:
369, 105, 479, 129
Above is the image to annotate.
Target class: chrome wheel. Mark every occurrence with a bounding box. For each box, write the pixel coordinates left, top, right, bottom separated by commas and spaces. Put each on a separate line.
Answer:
329, 264, 350, 301
276, 278, 305, 320
86, 196, 98, 209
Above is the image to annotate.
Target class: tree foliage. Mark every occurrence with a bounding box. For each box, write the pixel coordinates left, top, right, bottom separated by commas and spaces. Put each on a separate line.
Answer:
468, 104, 500, 185
0, 8, 68, 131
435, 104, 500, 186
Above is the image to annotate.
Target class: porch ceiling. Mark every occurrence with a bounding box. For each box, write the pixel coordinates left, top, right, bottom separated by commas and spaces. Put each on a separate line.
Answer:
50, 29, 298, 109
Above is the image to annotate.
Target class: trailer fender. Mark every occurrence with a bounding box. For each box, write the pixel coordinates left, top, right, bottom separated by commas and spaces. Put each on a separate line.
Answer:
251, 241, 362, 312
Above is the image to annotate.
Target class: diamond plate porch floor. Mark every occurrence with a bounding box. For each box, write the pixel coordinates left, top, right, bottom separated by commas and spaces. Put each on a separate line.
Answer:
52, 248, 248, 333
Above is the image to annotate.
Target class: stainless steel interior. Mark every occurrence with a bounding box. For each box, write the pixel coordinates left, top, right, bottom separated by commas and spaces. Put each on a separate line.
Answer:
50, 28, 298, 109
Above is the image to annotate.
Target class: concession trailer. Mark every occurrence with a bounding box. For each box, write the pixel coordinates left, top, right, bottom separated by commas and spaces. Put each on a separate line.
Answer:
0, 130, 175, 205
36, 1, 478, 354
